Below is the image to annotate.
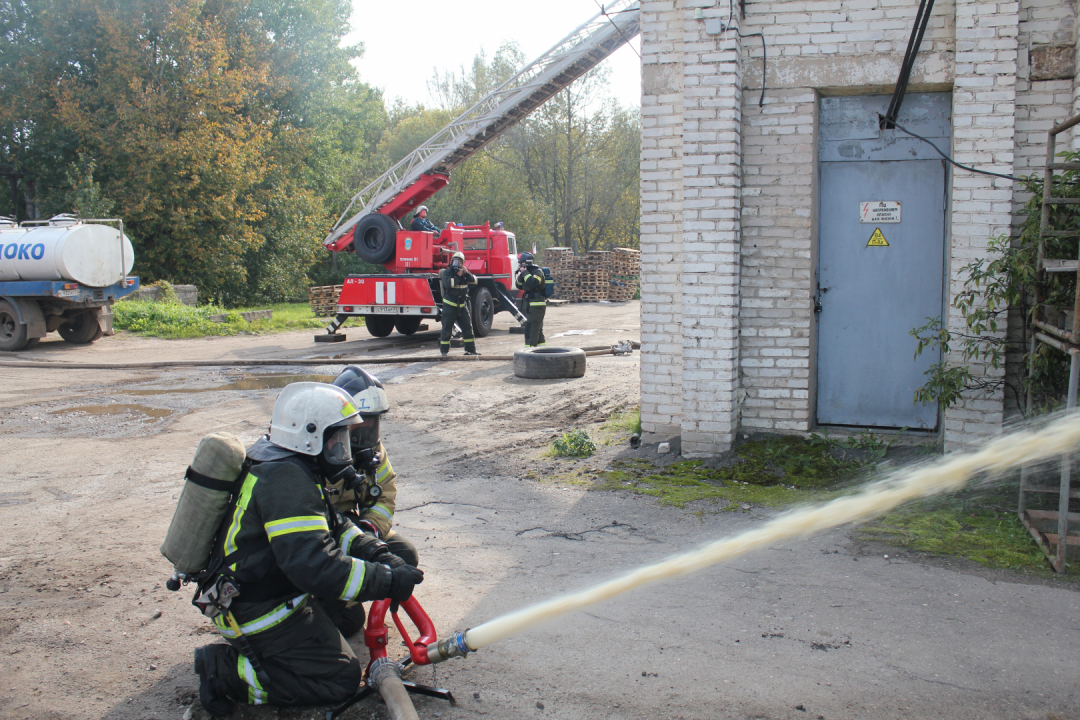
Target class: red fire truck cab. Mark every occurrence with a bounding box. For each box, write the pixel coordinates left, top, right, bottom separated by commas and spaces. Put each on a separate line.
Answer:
332, 218, 523, 338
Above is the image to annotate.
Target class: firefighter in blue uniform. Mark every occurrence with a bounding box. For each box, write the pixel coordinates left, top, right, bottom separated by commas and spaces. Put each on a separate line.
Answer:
410, 205, 439, 234
438, 251, 479, 356
515, 252, 547, 347
193, 382, 423, 716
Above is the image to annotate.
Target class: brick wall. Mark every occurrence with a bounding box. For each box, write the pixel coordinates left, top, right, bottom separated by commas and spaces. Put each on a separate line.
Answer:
640, 0, 686, 436
639, 0, 1078, 454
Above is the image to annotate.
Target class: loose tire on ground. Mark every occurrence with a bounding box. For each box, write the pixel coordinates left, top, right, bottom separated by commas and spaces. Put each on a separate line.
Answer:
364, 314, 396, 338
58, 311, 103, 344
0, 299, 31, 352
352, 214, 400, 265
513, 346, 586, 379
394, 316, 422, 335
472, 287, 494, 337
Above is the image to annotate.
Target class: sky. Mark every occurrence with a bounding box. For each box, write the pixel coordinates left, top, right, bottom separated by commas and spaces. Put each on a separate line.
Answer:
344, 0, 641, 110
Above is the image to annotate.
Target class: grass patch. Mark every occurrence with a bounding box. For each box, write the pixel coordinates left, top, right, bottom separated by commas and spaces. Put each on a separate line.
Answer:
114, 301, 330, 339
857, 488, 1080, 579
595, 435, 867, 508
550, 429, 597, 458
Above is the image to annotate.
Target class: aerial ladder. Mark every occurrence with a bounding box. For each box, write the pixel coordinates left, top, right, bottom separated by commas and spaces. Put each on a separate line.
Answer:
318, 0, 640, 342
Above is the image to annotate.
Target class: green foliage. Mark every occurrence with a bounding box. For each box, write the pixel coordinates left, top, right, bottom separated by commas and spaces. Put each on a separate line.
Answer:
113, 301, 325, 338
912, 156, 1080, 413
858, 488, 1079, 579
596, 435, 870, 508
551, 429, 598, 458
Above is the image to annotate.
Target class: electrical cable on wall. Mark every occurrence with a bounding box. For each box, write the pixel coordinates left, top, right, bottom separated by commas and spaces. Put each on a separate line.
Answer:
880, 114, 1027, 183
699, 0, 766, 107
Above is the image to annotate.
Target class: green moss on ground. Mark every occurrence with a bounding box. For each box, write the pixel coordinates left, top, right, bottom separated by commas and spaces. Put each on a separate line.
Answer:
113, 301, 333, 338
858, 489, 1080, 580
595, 435, 866, 508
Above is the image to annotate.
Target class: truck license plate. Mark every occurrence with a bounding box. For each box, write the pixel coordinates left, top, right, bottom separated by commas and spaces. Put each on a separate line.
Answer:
55, 289, 80, 298
373, 306, 397, 314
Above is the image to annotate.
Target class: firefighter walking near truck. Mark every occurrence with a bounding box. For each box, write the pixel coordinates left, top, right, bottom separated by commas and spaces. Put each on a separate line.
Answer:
192, 382, 424, 716
516, 252, 547, 347
438, 251, 479, 356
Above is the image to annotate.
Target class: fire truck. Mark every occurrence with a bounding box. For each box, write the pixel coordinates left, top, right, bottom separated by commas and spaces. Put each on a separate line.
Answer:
316, 0, 640, 342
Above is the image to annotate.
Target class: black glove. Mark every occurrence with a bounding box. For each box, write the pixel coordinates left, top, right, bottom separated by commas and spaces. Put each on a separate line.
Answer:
387, 565, 424, 603
355, 448, 381, 474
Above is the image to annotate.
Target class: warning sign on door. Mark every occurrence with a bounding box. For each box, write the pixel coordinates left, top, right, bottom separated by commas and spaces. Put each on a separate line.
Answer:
866, 228, 889, 247
860, 201, 901, 223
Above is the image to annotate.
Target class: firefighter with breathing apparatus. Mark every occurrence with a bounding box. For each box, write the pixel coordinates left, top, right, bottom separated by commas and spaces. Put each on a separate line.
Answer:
515, 252, 548, 347
438, 250, 480, 356
320, 365, 420, 633
162, 382, 423, 716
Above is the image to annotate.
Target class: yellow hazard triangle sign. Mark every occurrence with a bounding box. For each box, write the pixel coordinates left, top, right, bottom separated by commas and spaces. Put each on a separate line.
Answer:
866, 228, 889, 247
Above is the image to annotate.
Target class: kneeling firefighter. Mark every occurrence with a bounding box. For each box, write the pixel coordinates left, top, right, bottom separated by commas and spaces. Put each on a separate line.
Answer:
328, 367, 418, 566
174, 382, 424, 716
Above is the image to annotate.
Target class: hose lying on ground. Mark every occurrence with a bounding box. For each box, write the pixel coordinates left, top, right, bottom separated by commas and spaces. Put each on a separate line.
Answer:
0, 344, 635, 370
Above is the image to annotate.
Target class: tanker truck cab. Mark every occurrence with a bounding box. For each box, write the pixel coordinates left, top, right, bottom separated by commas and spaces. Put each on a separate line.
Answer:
330, 218, 527, 340
0, 215, 140, 351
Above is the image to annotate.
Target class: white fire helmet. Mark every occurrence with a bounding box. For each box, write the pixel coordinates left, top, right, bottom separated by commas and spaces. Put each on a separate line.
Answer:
416, 205, 428, 214
451, 251, 465, 268
268, 382, 361, 456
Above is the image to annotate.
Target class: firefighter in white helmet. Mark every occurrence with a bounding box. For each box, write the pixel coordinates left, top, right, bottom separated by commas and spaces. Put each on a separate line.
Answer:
439, 250, 480, 356
193, 382, 423, 716
410, 205, 440, 235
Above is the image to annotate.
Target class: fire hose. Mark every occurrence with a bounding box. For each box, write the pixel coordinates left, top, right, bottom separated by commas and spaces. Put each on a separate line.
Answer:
0, 343, 638, 370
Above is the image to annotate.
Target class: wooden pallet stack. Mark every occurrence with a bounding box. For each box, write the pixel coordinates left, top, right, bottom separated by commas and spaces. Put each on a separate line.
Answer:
308, 285, 342, 316
544, 247, 575, 299
543, 246, 639, 303
609, 247, 641, 302
575, 254, 610, 302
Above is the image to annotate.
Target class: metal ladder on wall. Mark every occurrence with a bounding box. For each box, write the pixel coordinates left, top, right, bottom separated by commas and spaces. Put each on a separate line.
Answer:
322, 0, 641, 249
1019, 112, 1080, 573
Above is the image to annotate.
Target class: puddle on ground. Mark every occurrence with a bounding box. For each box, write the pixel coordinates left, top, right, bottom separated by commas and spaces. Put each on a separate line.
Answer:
50, 405, 174, 421
121, 374, 339, 395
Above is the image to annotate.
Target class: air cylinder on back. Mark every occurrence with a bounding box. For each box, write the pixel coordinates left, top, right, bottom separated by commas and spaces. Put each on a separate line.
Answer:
161, 433, 247, 575
0, 221, 135, 287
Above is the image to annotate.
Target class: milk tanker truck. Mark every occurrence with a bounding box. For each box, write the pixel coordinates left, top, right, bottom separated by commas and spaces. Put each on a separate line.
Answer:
0, 214, 139, 351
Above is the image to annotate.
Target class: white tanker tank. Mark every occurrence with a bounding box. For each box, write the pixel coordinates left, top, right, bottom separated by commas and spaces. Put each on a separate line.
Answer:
0, 217, 135, 288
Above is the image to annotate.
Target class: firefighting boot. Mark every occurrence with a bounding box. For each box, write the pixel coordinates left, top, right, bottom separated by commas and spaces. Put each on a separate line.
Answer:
194, 646, 235, 717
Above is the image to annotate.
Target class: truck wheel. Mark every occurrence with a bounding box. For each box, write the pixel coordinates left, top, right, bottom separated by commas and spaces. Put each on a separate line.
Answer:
394, 316, 422, 335
472, 287, 494, 337
58, 311, 103, 344
0, 300, 31, 351
352, 214, 399, 265
365, 314, 396, 338
513, 347, 587, 379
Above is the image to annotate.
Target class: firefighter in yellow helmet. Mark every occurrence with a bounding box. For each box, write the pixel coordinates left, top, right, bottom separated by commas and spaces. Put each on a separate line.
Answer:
438, 251, 479, 356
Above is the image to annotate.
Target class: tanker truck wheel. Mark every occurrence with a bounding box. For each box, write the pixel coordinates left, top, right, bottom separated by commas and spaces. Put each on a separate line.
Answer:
364, 314, 395, 338
352, 214, 399, 265
513, 347, 587, 379
0, 300, 32, 351
471, 287, 494, 337
58, 311, 103, 344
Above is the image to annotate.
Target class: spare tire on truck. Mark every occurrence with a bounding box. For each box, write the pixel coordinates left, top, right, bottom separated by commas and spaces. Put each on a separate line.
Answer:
513, 346, 586, 379
352, 214, 400, 265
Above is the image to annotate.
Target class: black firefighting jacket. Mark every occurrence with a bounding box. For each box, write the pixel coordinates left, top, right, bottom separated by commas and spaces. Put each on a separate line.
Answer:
211, 455, 391, 638
439, 266, 476, 305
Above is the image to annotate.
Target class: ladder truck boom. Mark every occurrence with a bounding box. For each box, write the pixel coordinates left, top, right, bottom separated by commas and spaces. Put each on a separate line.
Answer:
323, 0, 640, 252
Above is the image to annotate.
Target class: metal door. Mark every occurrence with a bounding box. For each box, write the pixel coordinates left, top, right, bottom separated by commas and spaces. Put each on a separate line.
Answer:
816, 94, 949, 429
